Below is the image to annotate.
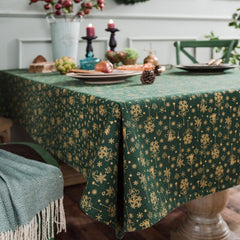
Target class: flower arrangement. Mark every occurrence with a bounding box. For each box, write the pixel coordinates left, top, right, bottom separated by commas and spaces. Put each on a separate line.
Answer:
29, 0, 105, 19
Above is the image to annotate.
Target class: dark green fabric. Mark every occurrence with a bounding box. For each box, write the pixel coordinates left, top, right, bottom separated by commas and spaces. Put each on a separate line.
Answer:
1, 68, 240, 237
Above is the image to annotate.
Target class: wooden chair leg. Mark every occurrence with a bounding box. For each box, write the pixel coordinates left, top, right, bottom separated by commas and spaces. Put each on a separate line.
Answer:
0, 117, 13, 143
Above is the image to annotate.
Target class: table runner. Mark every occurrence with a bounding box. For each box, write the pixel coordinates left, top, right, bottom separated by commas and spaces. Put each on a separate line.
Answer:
0, 149, 66, 240
1, 69, 240, 237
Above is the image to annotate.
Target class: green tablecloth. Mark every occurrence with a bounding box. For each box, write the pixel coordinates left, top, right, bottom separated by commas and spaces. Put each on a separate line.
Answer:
1, 68, 240, 237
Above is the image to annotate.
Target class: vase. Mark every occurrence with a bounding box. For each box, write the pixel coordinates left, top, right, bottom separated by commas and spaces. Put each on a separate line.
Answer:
47, 15, 81, 63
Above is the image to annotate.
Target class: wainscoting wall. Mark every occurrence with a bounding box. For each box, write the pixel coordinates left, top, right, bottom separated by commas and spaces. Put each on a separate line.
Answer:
1, 0, 240, 70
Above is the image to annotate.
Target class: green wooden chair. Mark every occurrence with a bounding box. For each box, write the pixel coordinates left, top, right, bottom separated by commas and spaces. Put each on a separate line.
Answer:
174, 40, 238, 65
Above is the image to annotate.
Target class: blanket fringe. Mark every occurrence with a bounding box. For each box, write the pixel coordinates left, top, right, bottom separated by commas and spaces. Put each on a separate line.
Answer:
0, 197, 66, 240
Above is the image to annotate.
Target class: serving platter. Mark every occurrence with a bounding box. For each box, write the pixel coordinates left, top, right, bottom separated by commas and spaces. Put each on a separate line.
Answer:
176, 64, 237, 74
66, 70, 141, 84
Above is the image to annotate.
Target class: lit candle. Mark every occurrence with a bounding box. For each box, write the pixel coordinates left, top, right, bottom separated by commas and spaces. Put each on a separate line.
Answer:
86, 23, 95, 37
107, 19, 116, 29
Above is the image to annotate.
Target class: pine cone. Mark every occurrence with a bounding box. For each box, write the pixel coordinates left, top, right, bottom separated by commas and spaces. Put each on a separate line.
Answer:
141, 70, 155, 84
154, 65, 161, 76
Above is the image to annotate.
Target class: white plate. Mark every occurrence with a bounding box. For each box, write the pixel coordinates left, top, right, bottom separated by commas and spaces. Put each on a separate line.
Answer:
176, 64, 237, 73
66, 70, 141, 84
70, 69, 139, 76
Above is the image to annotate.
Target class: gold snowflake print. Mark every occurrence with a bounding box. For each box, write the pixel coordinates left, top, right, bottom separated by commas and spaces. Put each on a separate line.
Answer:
200, 133, 210, 148
144, 116, 155, 133
99, 104, 107, 116
140, 219, 150, 229
179, 100, 189, 117
215, 166, 224, 180
81, 195, 92, 211
214, 92, 223, 108
150, 141, 160, 154
200, 99, 207, 113
183, 129, 193, 144
93, 171, 107, 184
130, 104, 143, 120
211, 144, 220, 159
180, 178, 189, 195
150, 192, 158, 205
128, 188, 142, 209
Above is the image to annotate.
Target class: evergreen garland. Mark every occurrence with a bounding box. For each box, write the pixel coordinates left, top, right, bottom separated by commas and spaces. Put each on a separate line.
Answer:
115, 0, 149, 4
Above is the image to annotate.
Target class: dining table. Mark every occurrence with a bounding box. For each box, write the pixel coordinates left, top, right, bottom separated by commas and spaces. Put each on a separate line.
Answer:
1, 66, 240, 240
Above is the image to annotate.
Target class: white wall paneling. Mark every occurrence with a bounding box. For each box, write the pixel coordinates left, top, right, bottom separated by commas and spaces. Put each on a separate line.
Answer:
1, 0, 240, 69
128, 37, 198, 65
17, 38, 108, 69
18, 39, 51, 68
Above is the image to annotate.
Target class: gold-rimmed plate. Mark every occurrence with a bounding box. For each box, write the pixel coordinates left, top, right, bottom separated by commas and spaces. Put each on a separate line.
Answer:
66, 70, 141, 84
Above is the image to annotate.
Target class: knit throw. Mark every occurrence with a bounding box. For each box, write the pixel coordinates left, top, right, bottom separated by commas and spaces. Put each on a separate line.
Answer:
0, 149, 66, 240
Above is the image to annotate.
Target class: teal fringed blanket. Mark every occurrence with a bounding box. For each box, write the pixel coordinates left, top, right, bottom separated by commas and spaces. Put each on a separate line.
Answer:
0, 149, 66, 240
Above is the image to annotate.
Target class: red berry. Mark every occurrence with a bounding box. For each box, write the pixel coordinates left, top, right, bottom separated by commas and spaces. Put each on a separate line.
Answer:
29, 0, 38, 3
81, 2, 85, 7
45, 0, 52, 2
85, 2, 92, 9
55, 9, 62, 15
55, 3, 62, 9
74, 0, 81, 2
63, 0, 72, 7
84, 8, 90, 14
98, 0, 104, 4
44, 3, 51, 9
99, 3, 104, 10
58, 0, 64, 4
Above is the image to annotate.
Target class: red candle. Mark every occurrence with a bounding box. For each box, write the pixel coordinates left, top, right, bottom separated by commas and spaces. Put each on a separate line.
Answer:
107, 19, 116, 29
86, 23, 95, 37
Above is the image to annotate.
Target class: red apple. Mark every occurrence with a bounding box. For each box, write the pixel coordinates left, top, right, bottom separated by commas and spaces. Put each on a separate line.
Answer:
95, 61, 113, 73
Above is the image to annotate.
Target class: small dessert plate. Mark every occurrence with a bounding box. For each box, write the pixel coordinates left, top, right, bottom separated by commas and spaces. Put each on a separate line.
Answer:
176, 64, 237, 74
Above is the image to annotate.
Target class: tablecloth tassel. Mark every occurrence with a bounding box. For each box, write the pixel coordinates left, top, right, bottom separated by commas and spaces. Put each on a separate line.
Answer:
0, 197, 66, 240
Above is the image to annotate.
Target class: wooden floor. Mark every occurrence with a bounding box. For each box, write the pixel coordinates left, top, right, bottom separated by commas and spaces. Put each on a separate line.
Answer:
56, 164, 240, 240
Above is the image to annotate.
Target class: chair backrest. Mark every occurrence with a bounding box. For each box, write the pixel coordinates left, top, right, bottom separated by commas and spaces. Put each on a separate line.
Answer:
174, 40, 238, 65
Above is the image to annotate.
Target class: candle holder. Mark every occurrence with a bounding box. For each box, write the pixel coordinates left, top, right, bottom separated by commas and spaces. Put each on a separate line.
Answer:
105, 28, 119, 52
82, 36, 98, 58
80, 35, 100, 70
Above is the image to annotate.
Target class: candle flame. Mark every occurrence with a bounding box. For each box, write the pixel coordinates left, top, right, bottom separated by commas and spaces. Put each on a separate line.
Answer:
108, 19, 114, 24
88, 23, 93, 27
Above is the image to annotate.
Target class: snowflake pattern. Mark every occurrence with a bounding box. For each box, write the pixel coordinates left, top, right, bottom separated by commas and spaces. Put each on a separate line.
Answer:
2, 69, 240, 238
